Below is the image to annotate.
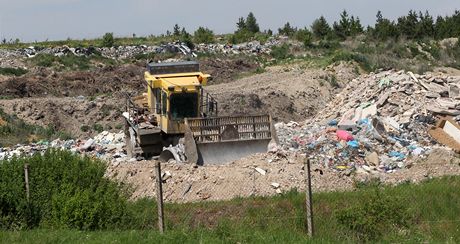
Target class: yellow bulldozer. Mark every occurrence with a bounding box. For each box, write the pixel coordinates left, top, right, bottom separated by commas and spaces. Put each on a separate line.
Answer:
123, 61, 278, 165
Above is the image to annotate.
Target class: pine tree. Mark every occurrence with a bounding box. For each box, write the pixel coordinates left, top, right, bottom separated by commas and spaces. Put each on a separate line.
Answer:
374, 10, 399, 40
245, 12, 260, 33
278, 22, 296, 36
417, 11, 434, 39
180, 27, 193, 48
311, 16, 331, 39
236, 17, 246, 31
350, 16, 364, 36
397, 10, 418, 39
173, 24, 181, 36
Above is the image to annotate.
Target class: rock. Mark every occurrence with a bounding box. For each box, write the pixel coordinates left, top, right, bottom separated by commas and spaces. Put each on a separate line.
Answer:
80, 139, 94, 151
365, 152, 379, 166
271, 182, 280, 189
362, 104, 377, 118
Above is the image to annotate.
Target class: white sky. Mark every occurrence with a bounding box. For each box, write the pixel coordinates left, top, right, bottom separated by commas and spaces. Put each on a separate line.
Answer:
0, 0, 458, 42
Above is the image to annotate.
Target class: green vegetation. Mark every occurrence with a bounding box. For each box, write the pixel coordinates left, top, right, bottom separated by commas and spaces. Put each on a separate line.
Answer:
0, 150, 128, 230
0, 109, 71, 146
101, 32, 114, 47
0, 67, 28, 76
193, 27, 215, 44
28, 53, 116, 71
270, 43, 292, 60
80, 125, 90, 132
1, 148, 460, 242
229, 12, 262, 43
92, 123, 104, 133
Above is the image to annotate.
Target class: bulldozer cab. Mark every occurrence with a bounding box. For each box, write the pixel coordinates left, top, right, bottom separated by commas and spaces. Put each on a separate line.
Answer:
144, 61, 216, 134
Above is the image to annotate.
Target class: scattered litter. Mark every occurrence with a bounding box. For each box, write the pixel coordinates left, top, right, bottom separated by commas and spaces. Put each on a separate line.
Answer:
255, 167, 267, 175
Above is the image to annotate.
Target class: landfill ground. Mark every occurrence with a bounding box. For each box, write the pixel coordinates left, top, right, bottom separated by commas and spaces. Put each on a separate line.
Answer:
2, 45, 460, 202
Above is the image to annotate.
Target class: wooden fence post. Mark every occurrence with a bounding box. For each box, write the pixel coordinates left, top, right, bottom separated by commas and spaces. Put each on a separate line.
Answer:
305, 158, 314, 237
24, 163, 30, 202
154, 161, 165, 233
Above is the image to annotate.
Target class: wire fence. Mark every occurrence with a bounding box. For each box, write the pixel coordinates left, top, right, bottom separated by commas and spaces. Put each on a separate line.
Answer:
148, 158, 460, 239
14, 157, 460, 240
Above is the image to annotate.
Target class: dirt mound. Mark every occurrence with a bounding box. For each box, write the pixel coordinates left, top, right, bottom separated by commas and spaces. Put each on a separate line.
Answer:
0, 64, 144, 98
200, 58, 258, 84
0, 97, 123, 138
207, 63, 358, 122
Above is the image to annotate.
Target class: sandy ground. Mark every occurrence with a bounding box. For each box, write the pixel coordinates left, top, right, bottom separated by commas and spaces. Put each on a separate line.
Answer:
106, 147, 460, 203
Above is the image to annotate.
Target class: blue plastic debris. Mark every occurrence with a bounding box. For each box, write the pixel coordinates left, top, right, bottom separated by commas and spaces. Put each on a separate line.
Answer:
389, 151, 405, 160
358, 118, 370, 125
347, 140, 359, 148
328, 119, 338, 126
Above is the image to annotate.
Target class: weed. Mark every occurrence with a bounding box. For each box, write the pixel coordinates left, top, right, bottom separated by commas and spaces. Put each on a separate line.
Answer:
92, 124, 104, 133
0, 67, 28, 76
80, 125, 90, 132
336, 189, 412, 241
270, 44, 291, 60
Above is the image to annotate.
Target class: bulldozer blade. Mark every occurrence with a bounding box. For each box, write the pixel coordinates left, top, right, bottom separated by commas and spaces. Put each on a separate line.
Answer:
195, 139, 272, 165
185, 115, 277, 165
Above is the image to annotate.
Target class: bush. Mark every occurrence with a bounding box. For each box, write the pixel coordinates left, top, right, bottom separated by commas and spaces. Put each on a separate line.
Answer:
0, 150, 129, 230
92, 123, 104, 133
0, 67, 28, 76
336, 190, 412, 241
102, 32, 114, 47
229, 29, 254, 44
80, 125, 90, 132
295, 29, 313, 48
31, 53, 55, 67
270, 44, 291, 60
330, 50, 373, 72
30, 53, 92, 70
194, 27, 214, 44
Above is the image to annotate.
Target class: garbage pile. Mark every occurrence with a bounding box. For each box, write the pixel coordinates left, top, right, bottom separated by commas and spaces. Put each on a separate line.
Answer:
194, 38, 286, 55
275, 69, 460, 174
0, 131, 128, 162
0, 37, 290, 67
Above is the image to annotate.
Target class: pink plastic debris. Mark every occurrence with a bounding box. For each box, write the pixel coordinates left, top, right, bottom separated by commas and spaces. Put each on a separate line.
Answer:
336, 130, 354, 141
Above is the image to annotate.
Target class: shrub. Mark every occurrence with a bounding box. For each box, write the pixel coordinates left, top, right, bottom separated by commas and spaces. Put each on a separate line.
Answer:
92, 123, 104, 133
194, 27, 215, 44
80, 125, 90, 132
330, 50, 373, 72
0, 67, 28, 76
30, 53, 92, 70
102, 32, 114, 47
336, 190, 412, 241
0, 150, 129, 230
229, 29, 254, 44
270, 44, 291, 60
31, 53, 56, 67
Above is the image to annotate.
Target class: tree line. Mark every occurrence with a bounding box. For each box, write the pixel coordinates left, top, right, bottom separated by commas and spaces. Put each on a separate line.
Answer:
167, 9, 460, 46
4, 10, 459, 47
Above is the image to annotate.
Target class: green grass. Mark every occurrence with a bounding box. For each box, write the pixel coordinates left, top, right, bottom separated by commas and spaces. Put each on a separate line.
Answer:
28, 53, 116, 71
0, 67, 28, 76
2, 176, 460, 242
